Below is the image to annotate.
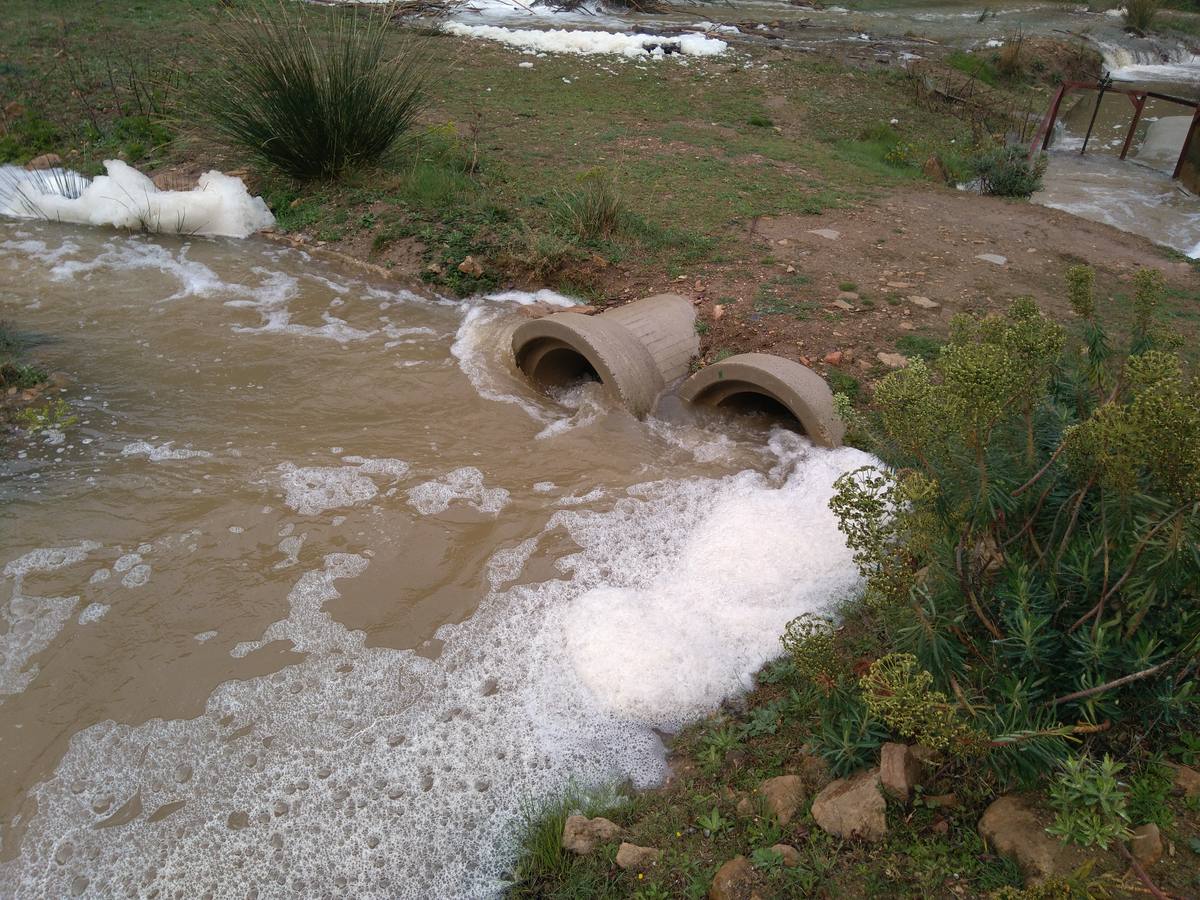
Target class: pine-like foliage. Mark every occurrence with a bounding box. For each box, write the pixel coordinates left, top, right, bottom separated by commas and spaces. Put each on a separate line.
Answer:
794, 269, 1199, 784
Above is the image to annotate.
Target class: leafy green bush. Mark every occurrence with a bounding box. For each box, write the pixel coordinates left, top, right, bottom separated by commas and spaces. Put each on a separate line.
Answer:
1046, 754, 1131, 849
971, 145, 1048, 198
198, 1, 428, 180
789, 269, 1199, 787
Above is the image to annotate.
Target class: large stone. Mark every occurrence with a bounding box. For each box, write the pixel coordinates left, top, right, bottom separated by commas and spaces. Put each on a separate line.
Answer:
772, 844, 801, 867
1168, 762, 1200, 798
810, 769, 887, 842
561, 815, 622, 855
709, 855, 756, 900
907, 295, 940, 310
615, 842, 660, 872
758, 775, 806, 825
876, 351, 909, 369
808, 228, 841, 241
978, 795, 1089, 885
879, 743, 926, 803
1129, 823, 1163, 868
795, 752, 834, 791
975, 253, 1008, 266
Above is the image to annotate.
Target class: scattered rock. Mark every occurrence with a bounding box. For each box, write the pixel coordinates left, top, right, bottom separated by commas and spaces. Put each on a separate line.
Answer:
831, 298, 855, 311
808, 228, 841, 241
615, 842, 660, 872
837, 291, 859, 302
4, 100, 25, 118
457, 255, 485, 278
713, 304, 726, 321
899, 321, 915, 330
922, 154, 950, 183
46, 371, 70, 389
907, 295, 940, 310
978, 795, 1089, 885
772, 844, 801, 867
735, 795, 757, 818
561, 815, 622, 855
879, 743, 927, 803
932, 818, 949, 835
1129, 823, 1162, 868
876, 351, 909, 369
709, 855, 756, 900
1168, 762, 1200, 797
25, 153, 63, 171
810, 769, 887, 842
795, 752, 834, 791
886, 281, 914, 289
823, 350, 844, 366
758, 774, 805, 826
975, 253, 1008, 266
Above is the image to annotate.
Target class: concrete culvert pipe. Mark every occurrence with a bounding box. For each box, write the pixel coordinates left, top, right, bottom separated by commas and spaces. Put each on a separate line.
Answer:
678, 352, 846, 448
511, 294, 698, 419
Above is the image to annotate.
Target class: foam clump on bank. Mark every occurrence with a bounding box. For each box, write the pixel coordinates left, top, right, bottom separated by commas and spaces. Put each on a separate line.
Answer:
0, 160, 275, 238
443, 22, 728, 57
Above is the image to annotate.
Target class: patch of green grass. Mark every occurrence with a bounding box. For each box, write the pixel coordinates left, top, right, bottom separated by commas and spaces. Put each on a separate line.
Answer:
828, 369, 862, 402
946, 50, 1000, 87
746, 114, 773, 128
838, 281, 858, 293
895, 333, 945, 361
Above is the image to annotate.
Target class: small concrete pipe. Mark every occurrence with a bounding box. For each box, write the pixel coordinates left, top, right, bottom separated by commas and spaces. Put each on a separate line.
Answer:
677, 352, 845, 448
511, 294, 698, 419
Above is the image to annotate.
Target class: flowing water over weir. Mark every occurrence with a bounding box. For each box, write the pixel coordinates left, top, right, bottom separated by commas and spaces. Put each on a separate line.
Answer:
0, 222, 872, 897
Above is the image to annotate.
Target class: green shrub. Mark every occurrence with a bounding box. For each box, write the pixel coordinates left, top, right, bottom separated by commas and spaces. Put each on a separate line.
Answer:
1046, 754, 1131, 849
792, 269, 1200, 787
747, 114, 774, 128
198, 1, 428, 180
971, 145, 1048, 198
1124, 0, 1160, 33
0, 361, 46, 390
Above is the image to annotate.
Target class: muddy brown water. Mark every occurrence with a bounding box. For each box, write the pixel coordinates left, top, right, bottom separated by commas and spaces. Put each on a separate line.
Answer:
0, 222, 871, 897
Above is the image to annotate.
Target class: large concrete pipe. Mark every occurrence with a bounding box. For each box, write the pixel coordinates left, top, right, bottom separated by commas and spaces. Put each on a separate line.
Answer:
678, 352, 845, 448
511, 294, 698, 418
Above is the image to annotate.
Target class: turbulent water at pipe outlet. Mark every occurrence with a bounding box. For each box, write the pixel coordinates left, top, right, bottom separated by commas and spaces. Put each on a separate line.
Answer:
0, 222, 874, 897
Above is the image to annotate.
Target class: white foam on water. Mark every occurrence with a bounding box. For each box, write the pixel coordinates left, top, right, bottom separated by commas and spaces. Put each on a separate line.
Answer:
0, 161, 275, 238
276, 457, 411, 516
443, 22, 728, 58
451, 306, 556, 423
121, 564, 152, 589
0, 433, 871, 898
1, 541, 100, 696
407, 467, 511, 516
122, 441, 213, 461
77, 603, 110, 625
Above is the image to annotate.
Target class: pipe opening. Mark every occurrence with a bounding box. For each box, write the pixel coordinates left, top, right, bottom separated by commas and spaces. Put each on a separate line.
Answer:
520, 343, 601, 390
713, 390, 806, 433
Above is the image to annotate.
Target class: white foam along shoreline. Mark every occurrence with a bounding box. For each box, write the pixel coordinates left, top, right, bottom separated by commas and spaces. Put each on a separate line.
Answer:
443, 21, 728, 57
0, 160, 275, 239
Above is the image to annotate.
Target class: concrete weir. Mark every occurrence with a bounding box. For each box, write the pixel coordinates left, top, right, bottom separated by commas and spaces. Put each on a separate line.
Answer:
678, 352, 845, 448
511, 294, 699, 418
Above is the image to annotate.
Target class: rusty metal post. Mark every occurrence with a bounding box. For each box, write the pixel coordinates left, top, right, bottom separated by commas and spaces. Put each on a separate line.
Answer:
1119, 93, 1148, 161
1172, 104, 1200, 180
1031, 83, 1069, 157
1081, 74, 1113, 155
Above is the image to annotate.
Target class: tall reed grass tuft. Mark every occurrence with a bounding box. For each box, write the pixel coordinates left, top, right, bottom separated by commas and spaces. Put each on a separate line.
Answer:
199, 1, 429, 181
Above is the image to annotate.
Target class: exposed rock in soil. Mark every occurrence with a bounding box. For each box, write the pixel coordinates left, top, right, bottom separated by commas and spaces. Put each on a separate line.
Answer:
1168, 762, 1200, 798
810, 768, 887, 842
615, 842, 660, 872
1129, 823, 1163, 868
561, 815, 622, 855
709, 855, 758, 900
879, 743, 928, 803
978, 795, 1089, 885
757, 774, 806, 826
772, 844, 802, 867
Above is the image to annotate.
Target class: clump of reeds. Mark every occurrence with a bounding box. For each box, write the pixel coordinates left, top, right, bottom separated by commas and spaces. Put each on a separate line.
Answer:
198, 1, 429, 180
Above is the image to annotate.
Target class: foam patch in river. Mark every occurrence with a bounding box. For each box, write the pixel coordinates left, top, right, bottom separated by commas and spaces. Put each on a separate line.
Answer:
0, 432, 871, 898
